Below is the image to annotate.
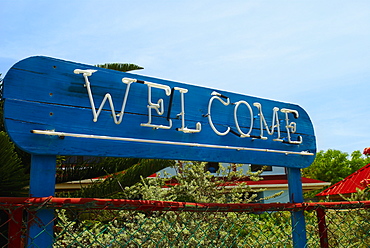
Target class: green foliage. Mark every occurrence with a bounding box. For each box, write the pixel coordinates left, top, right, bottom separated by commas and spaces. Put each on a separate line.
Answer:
62, 158, 175, 198
95, 63, 143, 72
54, 163, 287, 247
53, 200, 370, 247
303, 149, 370, 184
52, 162, 370, 247
347, 150, 370, 172
341, 187, 370, 201
302, 149, 370, 199
303, 150, 347, 185
0, 131, 29, 196
57, 157, 141, 184
55, 208, 297, 247
111, 162, 281, 203
338, 187, 370, 247
0, 74, 4, 132
0, 101, 4, 133
323, 207, 370, 247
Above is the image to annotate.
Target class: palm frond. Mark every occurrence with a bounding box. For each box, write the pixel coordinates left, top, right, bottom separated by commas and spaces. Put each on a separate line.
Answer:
0, 132, 29, 196
96, 63, 143, 72
0, 101, 4, 133
69, 159, 174, 198
0, 73, 3, 100
56, 157, 141, 183
0, 74, 4, 132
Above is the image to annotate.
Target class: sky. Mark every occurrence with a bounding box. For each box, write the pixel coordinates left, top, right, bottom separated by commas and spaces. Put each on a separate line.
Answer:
1, 0, 370, 155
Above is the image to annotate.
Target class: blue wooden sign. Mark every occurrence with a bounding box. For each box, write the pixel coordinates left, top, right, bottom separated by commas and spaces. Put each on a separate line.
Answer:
3, 56, 316, 168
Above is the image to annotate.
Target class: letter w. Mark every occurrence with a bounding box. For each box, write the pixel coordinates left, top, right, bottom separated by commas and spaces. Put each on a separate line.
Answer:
74, 69, 135, 124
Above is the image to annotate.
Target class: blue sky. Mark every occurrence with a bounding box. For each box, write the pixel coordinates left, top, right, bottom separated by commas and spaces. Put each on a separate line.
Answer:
1, 1, 370, 154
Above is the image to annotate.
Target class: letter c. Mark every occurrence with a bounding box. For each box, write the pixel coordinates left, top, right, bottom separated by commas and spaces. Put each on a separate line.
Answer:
207, 95, 230, 136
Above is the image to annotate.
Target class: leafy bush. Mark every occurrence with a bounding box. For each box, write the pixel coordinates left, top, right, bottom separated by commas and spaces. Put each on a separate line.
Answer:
54, 162, 287, 247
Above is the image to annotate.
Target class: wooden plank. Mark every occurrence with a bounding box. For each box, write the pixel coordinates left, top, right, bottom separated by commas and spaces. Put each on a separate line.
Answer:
287, 168, 308, 247
27, 155, 56, 247
3, 56, 316, 168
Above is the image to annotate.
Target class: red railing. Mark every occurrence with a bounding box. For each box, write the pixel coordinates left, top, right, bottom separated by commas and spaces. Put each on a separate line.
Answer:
1, 197, 370, 247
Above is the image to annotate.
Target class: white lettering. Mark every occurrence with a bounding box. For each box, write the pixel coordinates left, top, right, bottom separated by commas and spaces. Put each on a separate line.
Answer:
75, 69, 303, 145
74, 69, 135, 124
253, 103, 282, 141
174, 87, 201, 133
207, 92, 230, 136
234, 100, 254, 137
140, 81, 172, 129
281, 108, 302, 144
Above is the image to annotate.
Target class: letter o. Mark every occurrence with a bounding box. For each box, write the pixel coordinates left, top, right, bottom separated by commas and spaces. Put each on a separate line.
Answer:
234, 100, 254, 137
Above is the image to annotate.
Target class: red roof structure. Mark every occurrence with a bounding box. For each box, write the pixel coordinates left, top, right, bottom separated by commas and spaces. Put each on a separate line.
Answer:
163, 175, 329, 192
316, 163, 370, 198
56, 174, 329, 192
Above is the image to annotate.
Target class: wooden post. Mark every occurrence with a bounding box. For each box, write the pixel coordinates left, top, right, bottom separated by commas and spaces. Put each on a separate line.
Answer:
287, 167, 307, 248
27, 155, 56, 247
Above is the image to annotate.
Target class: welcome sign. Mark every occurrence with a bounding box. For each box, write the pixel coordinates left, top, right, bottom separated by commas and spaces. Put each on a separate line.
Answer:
3, 56, 316, 168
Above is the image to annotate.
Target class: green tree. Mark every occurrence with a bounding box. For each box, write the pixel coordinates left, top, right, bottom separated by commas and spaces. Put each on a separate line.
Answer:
0, 131, 29, 196
303, 149, 350, 185
302, 149, 370, 185
347, 150, 369, 172
302, 149, 370, 199
96, 63, 143, 72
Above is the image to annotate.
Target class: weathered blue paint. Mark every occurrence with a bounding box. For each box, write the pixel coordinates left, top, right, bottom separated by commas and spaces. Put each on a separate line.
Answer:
2, 56, 315, 247
28, 155, 56, 247
287, 167, 307, 248
3, 56, 316, 168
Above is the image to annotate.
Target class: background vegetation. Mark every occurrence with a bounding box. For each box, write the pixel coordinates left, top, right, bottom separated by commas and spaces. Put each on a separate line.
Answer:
302, 149, 370, 199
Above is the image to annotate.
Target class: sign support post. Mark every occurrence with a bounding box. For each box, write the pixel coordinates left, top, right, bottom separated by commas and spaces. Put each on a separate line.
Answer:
287, 167, 307, 248
28, 155, 57, 247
